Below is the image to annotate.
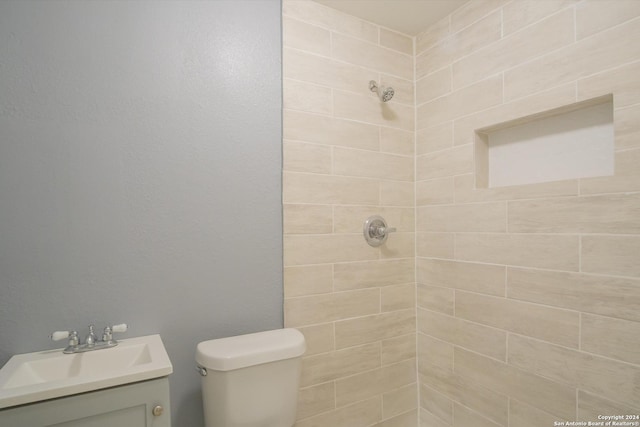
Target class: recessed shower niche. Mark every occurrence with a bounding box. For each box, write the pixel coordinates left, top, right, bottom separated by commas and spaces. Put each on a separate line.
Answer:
475, 96, 614, 188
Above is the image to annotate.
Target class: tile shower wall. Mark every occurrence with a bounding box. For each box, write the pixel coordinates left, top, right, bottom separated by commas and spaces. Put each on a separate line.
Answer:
415, 1, 640, 426
282, 1, 417, 425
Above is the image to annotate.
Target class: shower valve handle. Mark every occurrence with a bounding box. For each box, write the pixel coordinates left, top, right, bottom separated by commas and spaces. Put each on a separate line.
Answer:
363, 215, 396, 247
373, 225, 396, 237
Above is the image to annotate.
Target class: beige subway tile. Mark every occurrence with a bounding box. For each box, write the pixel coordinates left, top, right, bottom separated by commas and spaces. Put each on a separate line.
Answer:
582, 235, 640, 278
450, 0, 508, 33
335, 309, 415, 349
581, 313, 640, 365
379, 28, 413, 55
415, 48, 454, 83
283, 0, 378, 43
416, 258, 506, 297
284, 264, 333, 298
616, 104, 640, 150
507, 334, 640, 409
418, 308, 507, 361
455, 346, 576, 420
334, 206, 414, 234
416, 144, 474, 181
419, 385, 453, 425
283, 16, 331, 55
300, 342, 380, 387
502, 0, 579, 36
505, 18, 640, 101
295, 396, 382, 427
332, 33, 412, 80
284, 288, 380, 327
455, 233, 579, 271
417, 68, 452, 105
333, 90, 414, 132
416, 16, 450, 55
419, 408, 451, 427
283, 48, 374, 101
576, 0, 640, 39
418, 333, 453, 372
283, 80, 332, 115
508, 194, 640, 234
454, 174, 579, 203
417, 284, 454, 316
507, 267, 640, 322
380, 232, 415, 259
418, 202, 506, 233
417, 122, 453, 155
417, 10, 502, 80
453, 8, 574, 89
453, 83, 577, 146
334, 258, 414, 291
580, 149, 640, 195
449, 10, 502, 58
383, 383, 417, 419
284, 234, 378, 266
297, 382, 335, 421
418, 362, 509, 426
381, 284, 415, 312
380, 180, 415, 207
329, 289, 380, 323
297, 323, 334, 356
453, 403, 501, 427
380, 127, 414, 156
417, 77, 503, 129
283, 204, 333, 235
374, 409, 417, 427
416, 233, 455, 259
382, 333, 416, 366
336, 359, 416, 407
284, 109, 379, 150
284, 172, 379, 205
578, 390, 640, 424
283, 141, 332, 174
326, 9, 380, 44
416, 178, 455, 206
509, 399, 565, 427
455, 291, 580, 347
333, 147, 414, 182
578, 60, 640, 108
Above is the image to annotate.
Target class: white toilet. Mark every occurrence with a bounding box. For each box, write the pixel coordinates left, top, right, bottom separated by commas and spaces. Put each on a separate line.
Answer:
196, 328, 306, 427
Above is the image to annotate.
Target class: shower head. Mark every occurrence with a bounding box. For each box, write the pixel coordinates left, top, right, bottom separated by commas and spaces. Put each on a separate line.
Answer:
369, 80, 394, 102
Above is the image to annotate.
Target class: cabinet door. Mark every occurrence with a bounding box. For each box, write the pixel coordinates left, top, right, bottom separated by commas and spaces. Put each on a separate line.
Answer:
0, 377, 170, 427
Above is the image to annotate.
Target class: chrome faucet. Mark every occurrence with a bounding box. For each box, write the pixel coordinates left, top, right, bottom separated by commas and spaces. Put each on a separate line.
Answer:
50, 324, 128, 354
85, 324, 98, 348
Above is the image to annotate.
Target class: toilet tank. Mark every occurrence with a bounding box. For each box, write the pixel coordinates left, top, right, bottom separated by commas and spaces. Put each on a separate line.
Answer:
196, 328, 306, 427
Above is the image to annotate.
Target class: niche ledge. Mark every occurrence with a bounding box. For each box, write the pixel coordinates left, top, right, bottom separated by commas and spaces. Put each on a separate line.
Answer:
475, 95, 614, 189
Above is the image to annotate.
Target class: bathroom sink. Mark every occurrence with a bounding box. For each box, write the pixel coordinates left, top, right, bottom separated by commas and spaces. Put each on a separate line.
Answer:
0, 334, 172, 409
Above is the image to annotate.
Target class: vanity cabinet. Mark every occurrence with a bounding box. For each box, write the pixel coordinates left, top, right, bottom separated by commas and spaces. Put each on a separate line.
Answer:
0, 377, 170, 427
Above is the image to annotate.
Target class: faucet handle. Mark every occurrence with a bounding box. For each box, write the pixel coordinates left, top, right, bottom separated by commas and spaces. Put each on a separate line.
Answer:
51, 330, 79, 353
51, 330, 79, 343
103, 323, 127, 344
50, 330, 71, 341
112, 323, 128, 333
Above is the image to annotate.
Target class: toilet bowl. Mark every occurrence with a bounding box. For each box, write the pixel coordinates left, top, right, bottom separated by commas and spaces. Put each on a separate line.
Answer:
196, 328, 305, 427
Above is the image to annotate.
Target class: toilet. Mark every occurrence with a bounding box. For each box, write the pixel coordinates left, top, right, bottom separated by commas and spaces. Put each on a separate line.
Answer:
196, 328, 306, 427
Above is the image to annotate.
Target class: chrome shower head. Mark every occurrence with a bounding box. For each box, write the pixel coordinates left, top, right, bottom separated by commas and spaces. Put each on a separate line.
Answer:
369, 80, 394, 102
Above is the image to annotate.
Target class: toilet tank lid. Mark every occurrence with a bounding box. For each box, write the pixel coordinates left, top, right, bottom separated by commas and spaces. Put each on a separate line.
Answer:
196, 328, 306, 371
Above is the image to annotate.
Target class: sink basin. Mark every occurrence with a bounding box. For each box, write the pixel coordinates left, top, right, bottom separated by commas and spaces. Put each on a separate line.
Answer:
0, 334, 172, 409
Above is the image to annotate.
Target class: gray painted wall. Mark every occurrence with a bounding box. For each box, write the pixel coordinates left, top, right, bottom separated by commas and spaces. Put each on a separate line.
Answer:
0, 1, 283, 425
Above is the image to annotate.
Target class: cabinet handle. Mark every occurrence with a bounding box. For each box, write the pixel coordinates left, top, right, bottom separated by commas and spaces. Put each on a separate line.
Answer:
152, 405, 164, 417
